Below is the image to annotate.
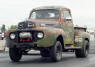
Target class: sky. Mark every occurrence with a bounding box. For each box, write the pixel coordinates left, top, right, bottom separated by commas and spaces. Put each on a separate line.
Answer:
0, 0, 95, 28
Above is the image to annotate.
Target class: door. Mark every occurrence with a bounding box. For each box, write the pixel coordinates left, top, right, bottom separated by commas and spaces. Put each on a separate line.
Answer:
61, 10, 74, 44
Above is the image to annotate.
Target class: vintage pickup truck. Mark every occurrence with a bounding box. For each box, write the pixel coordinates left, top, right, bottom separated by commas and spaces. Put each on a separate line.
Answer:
6, 6, 90, 62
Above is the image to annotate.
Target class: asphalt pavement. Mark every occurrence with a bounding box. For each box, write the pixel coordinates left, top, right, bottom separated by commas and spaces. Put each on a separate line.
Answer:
0, 53, 95, 67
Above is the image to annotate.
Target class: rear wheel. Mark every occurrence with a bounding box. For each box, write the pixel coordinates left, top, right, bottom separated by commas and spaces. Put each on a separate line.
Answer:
50, 41, 62, 62
75, 40, 89, 58
9, 48, 22, 62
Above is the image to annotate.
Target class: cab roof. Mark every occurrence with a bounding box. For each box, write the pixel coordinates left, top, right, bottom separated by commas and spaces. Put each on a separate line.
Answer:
32, 6, 70, 11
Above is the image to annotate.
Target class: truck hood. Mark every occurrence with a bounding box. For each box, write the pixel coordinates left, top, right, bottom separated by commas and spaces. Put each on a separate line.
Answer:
18, 19, 64, 36
27, 19, 60, 27
28, 19, 59, 23
18, 19, 59, 29
28, 19, 63, 35
32, 26, 64, 36
27, 19, 61, 28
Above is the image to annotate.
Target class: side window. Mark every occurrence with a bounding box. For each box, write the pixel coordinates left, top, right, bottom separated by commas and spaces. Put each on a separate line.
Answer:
62, 10, 71, 20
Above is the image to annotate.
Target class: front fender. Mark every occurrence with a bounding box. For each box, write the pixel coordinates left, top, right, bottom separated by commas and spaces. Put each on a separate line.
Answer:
36, 27, 64, 47
6, 29, 16, 37
79, 32, 90, 41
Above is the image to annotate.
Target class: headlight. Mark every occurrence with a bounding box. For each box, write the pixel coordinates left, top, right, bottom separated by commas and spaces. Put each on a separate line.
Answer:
37, 32, 44, 38
10, 33, 16, 39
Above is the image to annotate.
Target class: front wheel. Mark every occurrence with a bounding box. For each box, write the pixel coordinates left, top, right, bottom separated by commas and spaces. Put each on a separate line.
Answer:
9, 48, 22, 62
75, 40, 89, 58
50, 41, 62, 62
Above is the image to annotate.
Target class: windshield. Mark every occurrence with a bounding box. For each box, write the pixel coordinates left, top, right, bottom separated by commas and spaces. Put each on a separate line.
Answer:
30, 9, 59, 19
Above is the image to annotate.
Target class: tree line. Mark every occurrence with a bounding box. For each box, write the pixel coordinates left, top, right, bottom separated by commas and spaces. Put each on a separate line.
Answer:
0, 24, 17, 33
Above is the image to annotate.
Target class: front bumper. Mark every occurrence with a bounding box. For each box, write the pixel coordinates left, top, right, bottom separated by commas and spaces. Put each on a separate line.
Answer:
6, 38, 37, 48
6, 29, 56, 48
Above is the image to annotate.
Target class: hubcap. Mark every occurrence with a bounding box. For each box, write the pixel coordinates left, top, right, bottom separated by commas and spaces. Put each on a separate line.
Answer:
56, 44, 62, 60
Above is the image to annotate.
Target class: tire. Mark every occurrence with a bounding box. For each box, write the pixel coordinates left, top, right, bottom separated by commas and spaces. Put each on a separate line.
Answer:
40, 50, 50, 57
50, 41, 62, 62
75, 40, 89, 58
9, 48, 22, 62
